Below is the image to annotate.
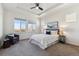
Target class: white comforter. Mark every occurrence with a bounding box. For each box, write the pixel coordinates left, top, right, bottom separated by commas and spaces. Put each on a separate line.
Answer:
29, 34, 58, 49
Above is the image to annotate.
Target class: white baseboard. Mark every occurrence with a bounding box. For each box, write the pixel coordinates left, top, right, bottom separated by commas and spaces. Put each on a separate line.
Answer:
66, 40, 79, 46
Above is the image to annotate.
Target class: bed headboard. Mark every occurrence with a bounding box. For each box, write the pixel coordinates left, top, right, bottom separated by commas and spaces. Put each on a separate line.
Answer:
46, 21, 59, 35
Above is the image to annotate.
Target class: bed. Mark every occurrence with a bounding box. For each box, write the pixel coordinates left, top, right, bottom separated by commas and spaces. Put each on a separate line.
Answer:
29, 34, 58, 49
29, 21, 59, 49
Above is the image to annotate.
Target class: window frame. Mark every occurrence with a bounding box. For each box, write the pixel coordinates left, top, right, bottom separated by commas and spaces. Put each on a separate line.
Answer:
28, 21, 36, 32
14, 18, 27, 32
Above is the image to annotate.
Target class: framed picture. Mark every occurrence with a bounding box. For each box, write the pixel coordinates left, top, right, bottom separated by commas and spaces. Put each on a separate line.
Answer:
47, 21, 59, 30
65, 13, 76, 22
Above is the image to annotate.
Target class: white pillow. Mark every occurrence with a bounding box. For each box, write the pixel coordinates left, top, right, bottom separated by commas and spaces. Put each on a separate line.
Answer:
51, 31, 57, 35
43, 30, 46, 34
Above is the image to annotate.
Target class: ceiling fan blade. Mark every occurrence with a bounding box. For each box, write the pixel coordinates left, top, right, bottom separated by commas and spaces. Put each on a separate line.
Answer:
36, 3, 39, 6
39, 7, 43, 11
30, 7, 36, 9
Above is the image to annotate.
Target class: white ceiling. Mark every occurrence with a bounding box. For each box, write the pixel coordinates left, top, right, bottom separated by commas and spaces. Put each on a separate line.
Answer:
3, 3, 63, 16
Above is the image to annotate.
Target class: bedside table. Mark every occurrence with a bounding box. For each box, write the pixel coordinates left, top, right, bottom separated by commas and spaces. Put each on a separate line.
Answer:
58, 35, 66, 43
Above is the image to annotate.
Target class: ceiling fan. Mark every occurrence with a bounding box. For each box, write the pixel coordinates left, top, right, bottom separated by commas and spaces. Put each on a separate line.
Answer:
30, 3, 43, 11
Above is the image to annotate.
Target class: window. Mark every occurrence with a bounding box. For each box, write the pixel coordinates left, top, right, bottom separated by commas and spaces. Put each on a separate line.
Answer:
21, 20, 27, 31
14, 18, 27, 32
65, 13, 76, 22
28, 22, 36, 32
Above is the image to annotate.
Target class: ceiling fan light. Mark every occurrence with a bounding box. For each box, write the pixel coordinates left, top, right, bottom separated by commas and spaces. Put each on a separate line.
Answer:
36, 7, 38, 9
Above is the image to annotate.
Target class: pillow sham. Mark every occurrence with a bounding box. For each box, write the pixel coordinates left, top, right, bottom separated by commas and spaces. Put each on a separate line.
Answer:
51, 31, 57, 35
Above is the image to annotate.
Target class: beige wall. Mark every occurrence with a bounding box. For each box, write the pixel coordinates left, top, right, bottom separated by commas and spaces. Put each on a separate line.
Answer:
41, 4, 79, 46
0, 4, 3, 40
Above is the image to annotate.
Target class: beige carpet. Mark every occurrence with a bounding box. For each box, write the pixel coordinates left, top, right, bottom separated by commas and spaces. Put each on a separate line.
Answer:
0, 40, 79, 56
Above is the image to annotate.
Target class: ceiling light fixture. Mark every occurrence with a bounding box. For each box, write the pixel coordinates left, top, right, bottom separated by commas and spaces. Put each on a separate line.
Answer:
36, 7, 38, 9
30, 3, 43, 11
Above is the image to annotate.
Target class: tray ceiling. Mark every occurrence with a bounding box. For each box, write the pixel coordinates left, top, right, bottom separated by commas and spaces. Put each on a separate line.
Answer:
3, 3, 63, 15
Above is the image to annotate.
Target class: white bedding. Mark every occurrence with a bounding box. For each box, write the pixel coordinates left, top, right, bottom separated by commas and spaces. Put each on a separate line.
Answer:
29, 34, 58, 49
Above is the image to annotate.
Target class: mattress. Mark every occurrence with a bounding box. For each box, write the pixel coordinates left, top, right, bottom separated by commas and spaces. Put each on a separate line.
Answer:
29, 34, 58, 49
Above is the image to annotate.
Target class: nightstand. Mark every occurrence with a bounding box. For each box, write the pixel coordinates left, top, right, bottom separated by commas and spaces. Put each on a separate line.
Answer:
58, 35, 66, 43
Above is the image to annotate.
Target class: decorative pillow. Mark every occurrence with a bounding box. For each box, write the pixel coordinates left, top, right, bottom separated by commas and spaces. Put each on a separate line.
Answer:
51, 31, 57, 35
